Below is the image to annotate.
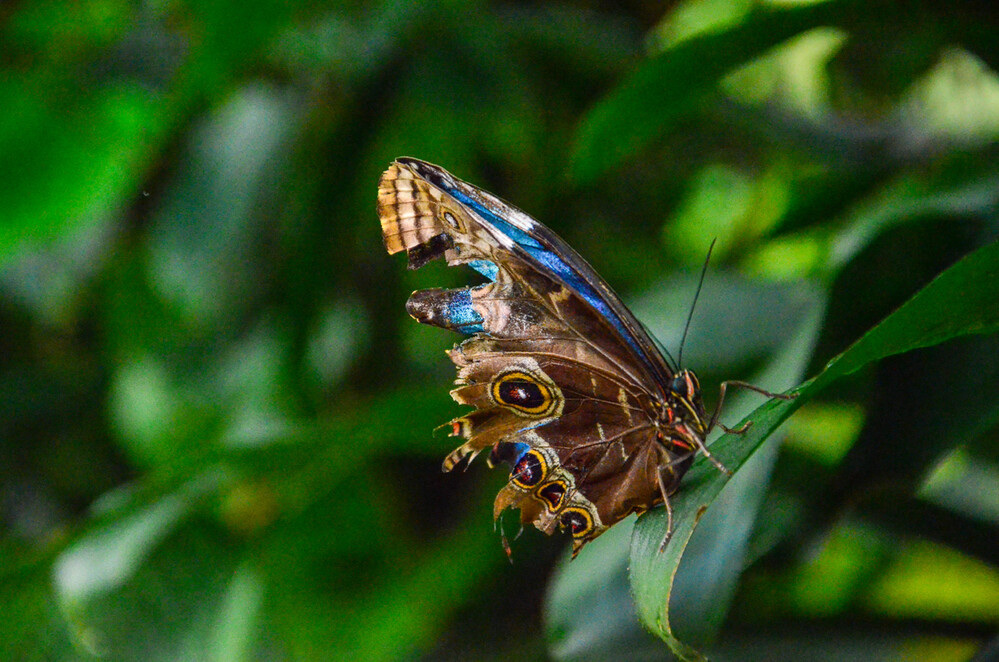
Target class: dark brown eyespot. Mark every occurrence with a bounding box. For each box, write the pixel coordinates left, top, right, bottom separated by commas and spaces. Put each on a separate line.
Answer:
499, 380, 544, 407
492, 371, 554, 415
511, 450, 546, 488
537, 481, 566, 510
559, 507, 593, 538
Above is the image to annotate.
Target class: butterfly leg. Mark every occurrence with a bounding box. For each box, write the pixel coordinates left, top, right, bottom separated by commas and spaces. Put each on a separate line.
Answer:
656, 467, 676, 552
691, 436, 732, 476
705, 380, 798, 435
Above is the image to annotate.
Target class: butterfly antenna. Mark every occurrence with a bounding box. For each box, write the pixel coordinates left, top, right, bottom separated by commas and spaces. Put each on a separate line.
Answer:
678, 239, 716, 368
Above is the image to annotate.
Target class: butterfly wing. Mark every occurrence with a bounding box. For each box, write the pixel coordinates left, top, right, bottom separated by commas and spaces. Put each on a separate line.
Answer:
378, 158, 684, 554
380, 158, 673, 388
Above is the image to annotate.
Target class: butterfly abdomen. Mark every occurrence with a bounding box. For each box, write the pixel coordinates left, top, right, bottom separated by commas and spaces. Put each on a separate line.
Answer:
406, 288, 484, 334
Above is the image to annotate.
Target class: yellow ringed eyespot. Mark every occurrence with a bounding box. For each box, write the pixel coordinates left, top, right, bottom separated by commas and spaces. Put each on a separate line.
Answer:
559, 506, 594, 538
535, 481, 567, 510
492, 371, 553, 415
511, 449, 547, 488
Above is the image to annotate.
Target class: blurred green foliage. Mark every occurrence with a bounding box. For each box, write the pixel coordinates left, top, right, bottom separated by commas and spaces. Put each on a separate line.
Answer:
2, 1, 999, 660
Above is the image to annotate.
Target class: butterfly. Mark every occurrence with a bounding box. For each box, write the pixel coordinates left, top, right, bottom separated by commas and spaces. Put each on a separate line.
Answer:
377, 158, 793, 557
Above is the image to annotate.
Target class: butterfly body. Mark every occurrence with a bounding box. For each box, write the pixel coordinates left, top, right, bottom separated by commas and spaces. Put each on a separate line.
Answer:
378, 158, 717, 555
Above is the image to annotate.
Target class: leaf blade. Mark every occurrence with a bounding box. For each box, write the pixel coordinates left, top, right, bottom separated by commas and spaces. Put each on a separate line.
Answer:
629, 239, 999, 658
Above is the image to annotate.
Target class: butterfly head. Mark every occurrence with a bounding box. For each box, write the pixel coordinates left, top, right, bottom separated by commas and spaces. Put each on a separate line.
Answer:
668, 369, 708, 435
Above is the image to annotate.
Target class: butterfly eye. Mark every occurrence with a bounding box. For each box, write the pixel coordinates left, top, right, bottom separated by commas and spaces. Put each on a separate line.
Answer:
511, 450, 546, 488
559, 507, 593, 538
536, 481, 566, 510
492, 371, 555, 416
670, 371, 699, 400
670, 375, 688, 399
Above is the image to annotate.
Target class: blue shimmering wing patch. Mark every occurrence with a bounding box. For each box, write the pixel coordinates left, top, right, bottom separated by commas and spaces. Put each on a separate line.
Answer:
444, 186, 646, 360
447, 188, 543, 250
447, 288, 485, 334
468, 259, 499, 282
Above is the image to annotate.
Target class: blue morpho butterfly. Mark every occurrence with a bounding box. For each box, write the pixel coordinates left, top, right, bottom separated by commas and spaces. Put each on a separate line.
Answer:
378, 158, 793, 557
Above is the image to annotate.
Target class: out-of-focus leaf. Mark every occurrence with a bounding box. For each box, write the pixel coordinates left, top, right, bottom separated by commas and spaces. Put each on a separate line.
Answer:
264, 484, 504, 661
0, 564, 83, 662
180, 1, 300, 95
304, 298, 370, 389
207, 561, 265, 662
921, 449, 999, 524
571, 1, 845, 182
830, 166, 999, 272
147, 83, 302, 325
710, 629, 977, 662
572, 1, 999, 183
0, 215, 119, 326
665, 163, 792, 265
499, 4, 640, 77
269, 3, 423, 81
731, 520, 998, 658
862, 538, 999, 622
630, 239, 999, 658
546, 520, 665, 662
816, 331, 999, 551
54, 474, 236, 660
631, 273, 819, 373
0, 80, 164, 264
54, 475, 220, 605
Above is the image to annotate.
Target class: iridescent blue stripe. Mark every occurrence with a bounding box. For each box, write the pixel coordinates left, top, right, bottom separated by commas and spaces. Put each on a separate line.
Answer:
445, 187, 645, 358
468, 259, 498, 282
447, 189, 542, 249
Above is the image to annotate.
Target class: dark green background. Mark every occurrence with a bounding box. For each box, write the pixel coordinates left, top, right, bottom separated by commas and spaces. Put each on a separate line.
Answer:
2, 1, 999, 660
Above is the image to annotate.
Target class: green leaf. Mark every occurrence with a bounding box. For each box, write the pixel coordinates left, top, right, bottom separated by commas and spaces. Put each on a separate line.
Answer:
570, 1, 843, 183
0, 79, 165, 265
0, 564, 83, 662
547, 275, 823, 660
263, 480, 506, 661
54, 475, 240, 661
146, 84, 302, 325
546, 519, 664, 662
630, 239, 999, 659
